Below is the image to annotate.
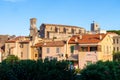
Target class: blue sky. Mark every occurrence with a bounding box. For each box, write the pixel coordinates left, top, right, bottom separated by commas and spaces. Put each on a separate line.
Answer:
0, 0, 120, 36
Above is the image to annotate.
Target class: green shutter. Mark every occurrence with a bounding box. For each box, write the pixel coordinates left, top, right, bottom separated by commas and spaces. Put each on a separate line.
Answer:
70, 46, 74, 53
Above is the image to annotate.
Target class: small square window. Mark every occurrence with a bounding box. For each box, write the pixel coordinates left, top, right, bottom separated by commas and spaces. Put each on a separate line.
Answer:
47, 48, 50, 53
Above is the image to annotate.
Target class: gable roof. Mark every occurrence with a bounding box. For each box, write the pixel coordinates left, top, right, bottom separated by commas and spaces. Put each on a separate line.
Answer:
68, 34, 107, 44
6, 36, 27, 43
34, 41, 65, 47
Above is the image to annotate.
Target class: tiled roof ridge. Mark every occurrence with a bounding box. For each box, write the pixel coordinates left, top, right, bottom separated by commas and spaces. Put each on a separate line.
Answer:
42, 23, 84, 29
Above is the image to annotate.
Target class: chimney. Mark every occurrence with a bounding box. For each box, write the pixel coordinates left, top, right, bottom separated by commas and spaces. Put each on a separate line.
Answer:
99, 35, 102, 40
79, 35, 82, 39
75, 37, 78, 42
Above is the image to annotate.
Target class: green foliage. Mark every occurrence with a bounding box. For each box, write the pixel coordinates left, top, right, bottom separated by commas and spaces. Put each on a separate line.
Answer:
107, 30, 120, 35
75, 68, 81, 73
80, 61, 120, 80
2, 55, 19, 63
0, 59, 76, 80
113, 52, 120, 61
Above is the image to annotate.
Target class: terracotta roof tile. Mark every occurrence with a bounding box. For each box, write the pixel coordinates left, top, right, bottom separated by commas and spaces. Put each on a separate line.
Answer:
35, 41, 65, 47
6, 36, 26, 43
68, 34, 107, 44
19, 40, 30, 43
6, 40, 16, 43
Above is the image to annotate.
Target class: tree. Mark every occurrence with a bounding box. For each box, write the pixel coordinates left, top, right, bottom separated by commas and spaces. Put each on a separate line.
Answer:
107, 30, 120, 35
113, 52, 120, 61
2, 55, 19, 63
0, 58, 76, 80
80, 61, 120, 80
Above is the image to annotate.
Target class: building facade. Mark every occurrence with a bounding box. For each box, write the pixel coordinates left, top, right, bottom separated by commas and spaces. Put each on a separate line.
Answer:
113, 35, 120, 52
40, 24, 86, 39
5, 36, 31, 60
31, 41, 67, 61
68, 33, 113, 69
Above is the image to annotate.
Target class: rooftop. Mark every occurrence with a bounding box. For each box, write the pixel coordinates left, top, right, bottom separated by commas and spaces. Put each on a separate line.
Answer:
41, 23, 84, 29
68, 34, 107, 44
34, 41, 65, 47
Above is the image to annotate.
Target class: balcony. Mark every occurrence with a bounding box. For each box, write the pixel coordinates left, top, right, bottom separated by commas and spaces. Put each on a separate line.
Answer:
79, 45, 101, 52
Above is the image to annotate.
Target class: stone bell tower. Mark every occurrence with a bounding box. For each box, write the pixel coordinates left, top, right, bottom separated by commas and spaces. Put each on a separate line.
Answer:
91, 21, 99, 32
30, 18, 38, 38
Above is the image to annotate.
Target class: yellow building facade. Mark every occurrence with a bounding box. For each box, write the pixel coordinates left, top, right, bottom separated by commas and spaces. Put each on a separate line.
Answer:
68, 34, 113, 69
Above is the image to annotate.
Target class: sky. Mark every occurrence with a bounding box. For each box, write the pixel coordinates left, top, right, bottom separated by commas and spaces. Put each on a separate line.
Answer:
0, 0, 120, 36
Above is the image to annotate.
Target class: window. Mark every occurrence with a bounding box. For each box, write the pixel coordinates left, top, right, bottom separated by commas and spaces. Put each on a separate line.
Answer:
47, 48, 50, 53
20, 44, 24, 48
117, 39, 119, 44
64, 28, 66, 33
21, 52, 23, 58
35, 54, 37, 57
70, 46, 74, 53
79, 30, 81, 34
117, 47, 119, 51
72, 29, 74, 34
81, 47, 88, 52
113, 47, 115, 51
113, 39, 115, 44
56, 47, 60, 53
90, 46, 97, 51
51, 27, 52, 30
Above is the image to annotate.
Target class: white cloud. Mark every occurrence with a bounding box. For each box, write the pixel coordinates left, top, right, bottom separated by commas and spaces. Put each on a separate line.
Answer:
3, 0, 26, 2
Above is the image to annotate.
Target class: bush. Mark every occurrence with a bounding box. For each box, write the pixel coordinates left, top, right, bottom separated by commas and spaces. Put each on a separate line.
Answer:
113, 52, 120, 61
